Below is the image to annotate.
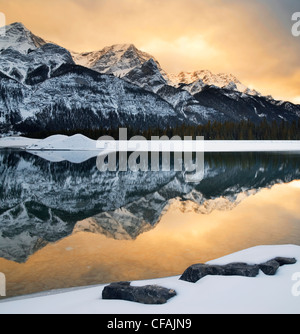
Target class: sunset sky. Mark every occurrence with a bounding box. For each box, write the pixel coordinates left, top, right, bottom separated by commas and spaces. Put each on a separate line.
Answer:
1, 0, 300, 103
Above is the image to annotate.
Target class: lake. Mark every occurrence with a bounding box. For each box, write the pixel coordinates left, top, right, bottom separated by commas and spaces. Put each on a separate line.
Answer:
0, 149, 300, 297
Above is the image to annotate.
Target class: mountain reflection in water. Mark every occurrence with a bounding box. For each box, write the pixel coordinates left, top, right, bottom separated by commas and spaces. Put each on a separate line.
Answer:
0, 150, 300, 297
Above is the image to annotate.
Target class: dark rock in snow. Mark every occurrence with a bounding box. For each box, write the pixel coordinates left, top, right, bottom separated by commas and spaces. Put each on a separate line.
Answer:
259, 257, 297, 275
273, 257, 297, 266
180, 257, 298, 283
179, 262, 259, 283
259, 260, 280, 275
102, 281, 177, 304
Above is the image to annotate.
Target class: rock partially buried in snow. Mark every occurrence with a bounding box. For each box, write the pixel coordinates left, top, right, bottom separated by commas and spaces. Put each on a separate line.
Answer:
180, 257, 297, 282
259, 260, 280, 275
179, 262, 260, 283
259, 257, 297, 275
273, 257, 297, 266
102, 281, 176, 304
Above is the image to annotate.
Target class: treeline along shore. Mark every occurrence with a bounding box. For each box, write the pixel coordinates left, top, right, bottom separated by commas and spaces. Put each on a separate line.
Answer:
25, 119, 300, 141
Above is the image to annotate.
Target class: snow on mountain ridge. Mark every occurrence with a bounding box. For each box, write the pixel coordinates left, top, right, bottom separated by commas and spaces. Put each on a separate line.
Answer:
123, 58, 169, 93
0, 22, 262, 97
169, 70, 241, 86
0, 22, 299, 135
71, 43, 168, 80
0, 43, 74, 84
168, 69, 260, 96
0, 23, 74, 84
0, 22, 46, 54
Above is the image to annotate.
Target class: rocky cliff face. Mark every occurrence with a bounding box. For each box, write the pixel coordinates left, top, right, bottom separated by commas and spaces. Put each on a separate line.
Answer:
0, 63, 187, 134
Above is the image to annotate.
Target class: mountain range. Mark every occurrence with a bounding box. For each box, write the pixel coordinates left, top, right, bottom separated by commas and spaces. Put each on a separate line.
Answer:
0, 22, 299, 135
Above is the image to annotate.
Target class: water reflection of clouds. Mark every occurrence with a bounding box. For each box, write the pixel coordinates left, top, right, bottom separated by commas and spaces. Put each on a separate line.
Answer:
289, 180, 300, 188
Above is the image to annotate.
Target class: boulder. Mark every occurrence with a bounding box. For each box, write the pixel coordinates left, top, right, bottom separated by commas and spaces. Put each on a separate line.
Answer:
259, 260, 280, 275
258, 257, 297, 275
273, 257, 297, 266
180, 257, 297, 283
102, 281, 176, 304
179, 262, 259, 283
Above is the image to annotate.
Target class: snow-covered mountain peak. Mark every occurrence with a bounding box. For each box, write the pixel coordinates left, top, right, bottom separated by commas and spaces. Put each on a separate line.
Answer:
5, 22, 29, 35
0, 22, 46, 54
169, 70, 239, 86
169, 70, 240, 87
108, 43, 136, 52
71, 43, 164, 78
169, 69, 260, 96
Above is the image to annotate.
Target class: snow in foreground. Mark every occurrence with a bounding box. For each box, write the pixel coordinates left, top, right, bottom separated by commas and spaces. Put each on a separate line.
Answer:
0, 135, 300, 152
0, 245, 300, 314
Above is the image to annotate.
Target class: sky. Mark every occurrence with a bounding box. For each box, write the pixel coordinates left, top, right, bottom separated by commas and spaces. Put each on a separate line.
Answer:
0, 0, 300, 103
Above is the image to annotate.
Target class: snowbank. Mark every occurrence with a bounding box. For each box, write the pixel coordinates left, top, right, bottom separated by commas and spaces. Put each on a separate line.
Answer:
0, 135, 300, 152
0, 136, 39, 148
0, 244, 299, 314
0, 134, 300, 152
204, 140, 300, 152
26, 134, 98, 151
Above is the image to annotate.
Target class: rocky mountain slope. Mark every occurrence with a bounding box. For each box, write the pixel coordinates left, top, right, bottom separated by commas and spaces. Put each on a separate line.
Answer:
72, 43, 169, 80
0, 22, 299, 135
168, 70, 260, 96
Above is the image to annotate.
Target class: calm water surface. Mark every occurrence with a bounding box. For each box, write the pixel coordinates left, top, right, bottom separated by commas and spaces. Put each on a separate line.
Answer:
0, 150, 300, 297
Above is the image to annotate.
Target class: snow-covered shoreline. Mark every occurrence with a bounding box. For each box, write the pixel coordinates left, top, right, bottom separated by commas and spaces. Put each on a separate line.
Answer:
0, 244, 299, 314
0, 135, 300, 152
